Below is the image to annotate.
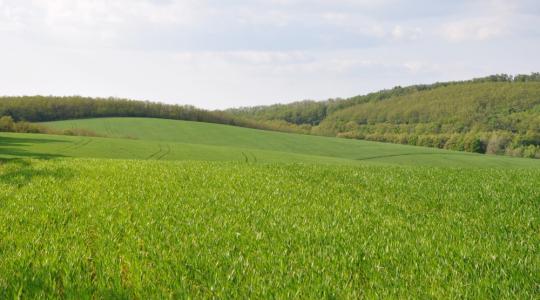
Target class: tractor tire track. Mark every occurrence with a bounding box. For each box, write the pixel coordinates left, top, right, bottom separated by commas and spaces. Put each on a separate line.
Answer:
59, 138, 86, 152
241, 152, 249, 163
117, 147, 137, 158
70, 139, 92, 151
104, 121, 114, 136
146, 144, 163, 160
156, 144, 171, 160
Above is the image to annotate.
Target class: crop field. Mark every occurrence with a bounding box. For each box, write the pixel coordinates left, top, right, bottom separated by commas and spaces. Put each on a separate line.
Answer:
4, 117, 537, 168
1, 158, 539, 298
3, 0, 540, 297
1, 117, 539, 298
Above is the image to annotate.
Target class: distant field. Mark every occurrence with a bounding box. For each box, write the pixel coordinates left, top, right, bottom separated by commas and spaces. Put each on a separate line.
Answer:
20, 117, 538, 168
1, 159, 539, 298
0, 132, 362, 165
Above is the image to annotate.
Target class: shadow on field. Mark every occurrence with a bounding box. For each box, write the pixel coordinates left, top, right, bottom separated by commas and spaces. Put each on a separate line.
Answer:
356, 151, 472, 161
0, 136, 73, 188
0, 159, 75, 188
0, 136, 67, 160
0, 136, 67, 146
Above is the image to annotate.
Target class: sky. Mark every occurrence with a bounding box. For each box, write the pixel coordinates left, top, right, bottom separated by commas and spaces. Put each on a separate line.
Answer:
1, 0, 539, 109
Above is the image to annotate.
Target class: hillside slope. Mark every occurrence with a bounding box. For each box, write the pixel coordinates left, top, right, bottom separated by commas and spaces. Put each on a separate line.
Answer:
229, 76, 540, 158
23, 117, 539, 168
315, 82, 540, 155
1, 74, 539, 159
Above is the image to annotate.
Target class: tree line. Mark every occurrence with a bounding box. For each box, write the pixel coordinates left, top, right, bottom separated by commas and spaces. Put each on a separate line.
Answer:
0, 115, 104, 137
228, 73, 540, 159
0, 96, 230, 123
227, 73, 540, 127
1, 73, 539, 158
0, 96, 309, 135
310, 81, 540, 158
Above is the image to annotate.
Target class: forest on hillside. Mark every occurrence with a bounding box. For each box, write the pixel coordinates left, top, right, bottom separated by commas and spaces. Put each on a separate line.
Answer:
314, 82, 540, 158
1, 73, 539, 158
228, 74, 540, 159
228, 73, 540, 125
0, 96, 306, 134
0, 96, 232, 124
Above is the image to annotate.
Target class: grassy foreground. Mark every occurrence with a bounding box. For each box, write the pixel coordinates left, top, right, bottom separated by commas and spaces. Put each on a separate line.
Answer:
1, 158, 539, 298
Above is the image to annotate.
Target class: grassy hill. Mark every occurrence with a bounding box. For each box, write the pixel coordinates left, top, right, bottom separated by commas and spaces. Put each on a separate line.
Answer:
1, 116, 540, 297
2, 74, 539, 159
0, 117, 526, 168
1, 75, 540, 298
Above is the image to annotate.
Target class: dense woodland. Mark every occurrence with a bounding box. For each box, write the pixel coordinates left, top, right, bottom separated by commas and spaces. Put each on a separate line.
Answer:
0, 115, 102, 137
0, 96, 302, 134
315, 83, 540, 158
0, 96, 233, 124
228, 73, 540, 125
1, 73, 539, 158
229, 73, 540, 158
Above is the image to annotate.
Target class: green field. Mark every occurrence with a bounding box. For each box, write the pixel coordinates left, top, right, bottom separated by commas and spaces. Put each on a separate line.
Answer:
0, 117, 533, 168
1, 159, 539, 298
1, 117, 540, 298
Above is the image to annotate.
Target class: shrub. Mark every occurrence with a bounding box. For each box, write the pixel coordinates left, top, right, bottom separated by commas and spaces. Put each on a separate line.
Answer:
523, 145, 538, 158
486, 133, 512, 155
464, 134, 485, 153
0, 116, 15, 132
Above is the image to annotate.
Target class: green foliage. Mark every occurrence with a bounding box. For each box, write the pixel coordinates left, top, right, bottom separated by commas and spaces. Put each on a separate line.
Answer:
486, 132, 512, 155
317, 82, 540, 135
0, 115, 51, 134
229, 73, 540, 126
463, 134, 485, 154
228, 74, 540, 159
274, 82, 540, 158
0, 96, 306, 134
0, 96, 210, 122
523, 145, 538, 158
0, 159, 539, 298
0, 115, 103, 137
513, 72, 540, 82
0, 116, 15, 131
228, 100, 328, 126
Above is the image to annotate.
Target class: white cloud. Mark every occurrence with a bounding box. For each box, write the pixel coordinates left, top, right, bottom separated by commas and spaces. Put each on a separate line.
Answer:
403, 61, 441, 73
441, 17, 508, 42
174, 50, 311, 65
0, 0, 206, 43
0, 0, 539, 109
234, 8, 293, 27
391, 25, 422, 41
0, 1, 29, 31
32, 0, 202, 26
172, 50, 428, 80
436, 0, 537, 42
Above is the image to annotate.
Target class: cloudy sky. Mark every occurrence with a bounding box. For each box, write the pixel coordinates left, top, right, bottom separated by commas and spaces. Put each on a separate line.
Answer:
1, 0, 539, 109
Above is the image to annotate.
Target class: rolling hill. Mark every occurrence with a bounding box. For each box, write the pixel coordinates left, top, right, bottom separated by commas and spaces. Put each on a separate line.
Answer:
0, 117, 533, 167
1, 91, 540, 297
1, 116, 539, 297
2, 74, 539, 159
229, 79, 540, 158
